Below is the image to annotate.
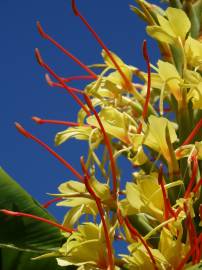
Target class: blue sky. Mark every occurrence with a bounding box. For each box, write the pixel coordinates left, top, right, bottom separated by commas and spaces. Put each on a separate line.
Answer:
0, 0, 165, 220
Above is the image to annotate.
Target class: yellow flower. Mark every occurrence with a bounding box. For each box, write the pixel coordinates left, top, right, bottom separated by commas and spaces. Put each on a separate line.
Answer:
185, 37, 202, 70
147, 7, 191, 45
120, 172, 164, 222
57, 223, 109, 268
143, 115, 178, 164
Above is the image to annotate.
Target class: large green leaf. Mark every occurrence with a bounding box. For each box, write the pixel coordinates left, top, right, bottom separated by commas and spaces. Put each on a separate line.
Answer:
0, 167, 64, 252
0, 248, 76, 270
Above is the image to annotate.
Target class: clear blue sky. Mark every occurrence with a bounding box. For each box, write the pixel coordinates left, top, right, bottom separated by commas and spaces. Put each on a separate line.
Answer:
0, 0, 165, 220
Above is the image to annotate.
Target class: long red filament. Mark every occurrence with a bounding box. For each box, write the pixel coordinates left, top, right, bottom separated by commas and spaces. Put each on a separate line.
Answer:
184, 155, 198, 198
192, 178, 202, 193
0, 209, 75, 234
32, 116, 87, 127
142, 40, 151, 119
124, 217, 158, 270
184, 203, 200, 264
45, 74, 84, 94
61, 75, 94, 83
37, 22, 97, 79
137, 40, 151, 133
80, 157, 114, 270
43, 197, 62, 208
35, 49, 90, 116
84, 94, 117, 198
182, 118, 202, 146
158, 164, 169, 220
15, 122, 83, 182
71, 0, 133, 91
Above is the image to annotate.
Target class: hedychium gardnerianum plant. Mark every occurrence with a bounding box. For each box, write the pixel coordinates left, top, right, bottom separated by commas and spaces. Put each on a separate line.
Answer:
1, 0, 202, 269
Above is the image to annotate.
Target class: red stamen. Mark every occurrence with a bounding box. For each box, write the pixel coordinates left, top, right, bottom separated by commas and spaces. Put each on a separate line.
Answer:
184, 155, 198, 199
158, 164, 169, 220
184, 203, 200, 264
0, 209, 75, 234
45, 74, 85, 95
182, 118, 202, 146
45, 74, 83, 94
124, 217, 158, 270
142, 40, 151, 120
80, 157, 115, 270
192, 178, 202, 193
137, 40, 151, 133
136, 122, 143, 134
176, 234, 202, 270
61, 75, 94, 83
32, 116, 88, 127
43, 197, 62, 208
71, 0, 133, 91
15, 122, 83, 182
35, 49, 90, 116
36, 21, 97, 79
84, 94, 117, 199
166, 198, 177, 219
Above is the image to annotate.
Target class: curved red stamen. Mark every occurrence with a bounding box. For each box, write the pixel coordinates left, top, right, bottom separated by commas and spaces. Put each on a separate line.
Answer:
80, 157, 115, 270
158, 164, 169, 220
124, 217, 158, 270
84, 94, 117, 199
142, 40, 151, 120
192, 178, 202, 193
35, 49, 90, 116
0, 209, 75, 234
71, 0, 133, 91
43, 197, 62, 208
182, 118, 202, 146
137, 40, 151, 133
45, 74, 84, 94
36, 22, 97, 79
15, 122, 84, 182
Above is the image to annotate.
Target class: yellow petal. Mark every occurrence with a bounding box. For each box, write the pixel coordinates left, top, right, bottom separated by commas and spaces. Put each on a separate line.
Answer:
166, 7, 191, 41
146, 25, 175, 44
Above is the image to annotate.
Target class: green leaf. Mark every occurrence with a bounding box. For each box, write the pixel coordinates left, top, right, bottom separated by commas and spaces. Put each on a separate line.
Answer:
0, 248, 76, 270
0, 167, 64, 252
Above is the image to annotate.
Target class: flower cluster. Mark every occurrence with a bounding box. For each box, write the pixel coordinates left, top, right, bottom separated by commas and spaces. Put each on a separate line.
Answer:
2, 0, 202, 269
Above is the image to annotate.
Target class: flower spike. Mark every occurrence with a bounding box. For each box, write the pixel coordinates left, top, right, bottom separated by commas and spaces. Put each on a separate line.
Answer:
80, 157, 115, 270
71, 0, 133, 91
15, 122, 84, 182
35, 49, 90, 116
36, 21, 97, 79
0, 209, 75, 234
